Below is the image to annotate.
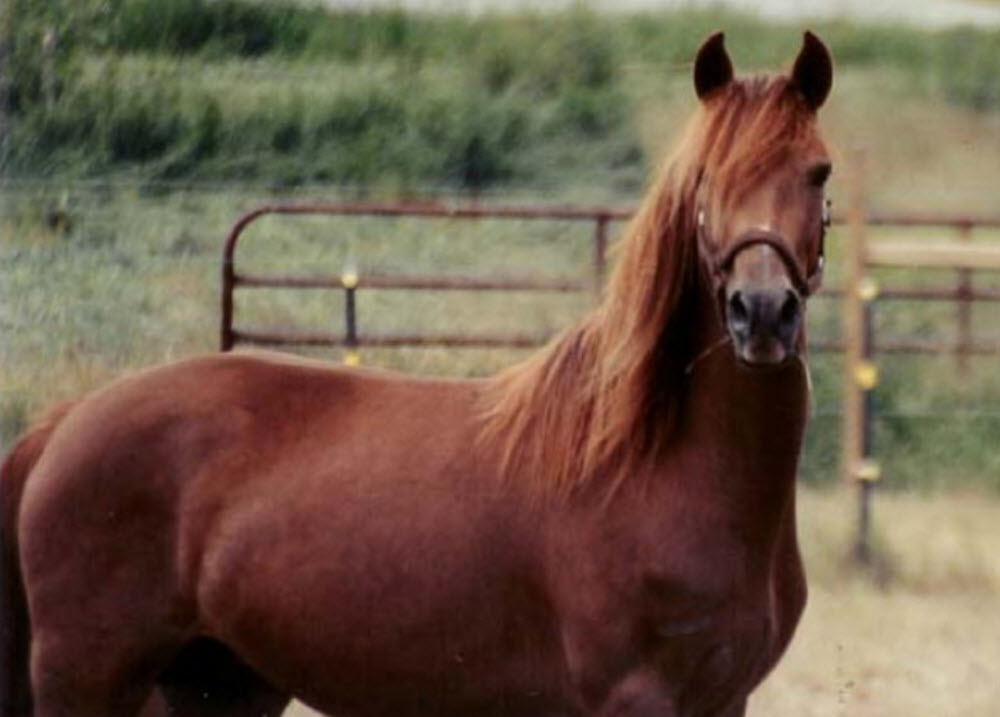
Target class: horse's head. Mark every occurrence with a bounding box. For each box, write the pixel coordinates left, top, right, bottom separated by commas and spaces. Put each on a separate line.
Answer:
691, 32, 833, 366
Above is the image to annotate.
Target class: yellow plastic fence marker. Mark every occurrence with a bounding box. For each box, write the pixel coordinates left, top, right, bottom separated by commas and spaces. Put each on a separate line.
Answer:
341, 269, 358, 289
855, 459, 882, 482
857, 275, 879, 302
854, 360, 879, 389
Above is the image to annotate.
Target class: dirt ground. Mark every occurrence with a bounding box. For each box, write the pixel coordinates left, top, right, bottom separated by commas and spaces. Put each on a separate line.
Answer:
750, 584, 998, 716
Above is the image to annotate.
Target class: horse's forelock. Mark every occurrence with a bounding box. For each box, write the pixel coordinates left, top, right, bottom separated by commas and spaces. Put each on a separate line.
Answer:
697, 76, 817, 206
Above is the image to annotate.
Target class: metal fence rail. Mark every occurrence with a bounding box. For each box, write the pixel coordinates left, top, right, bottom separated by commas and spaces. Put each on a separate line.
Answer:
220, 200, 1000, 357
220, 201, 623, 352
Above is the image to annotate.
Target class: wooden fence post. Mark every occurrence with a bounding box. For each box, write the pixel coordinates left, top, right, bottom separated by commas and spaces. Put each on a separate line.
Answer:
842, 151, 867, 486
842, 151, 882, 563
854, 283, 880, 563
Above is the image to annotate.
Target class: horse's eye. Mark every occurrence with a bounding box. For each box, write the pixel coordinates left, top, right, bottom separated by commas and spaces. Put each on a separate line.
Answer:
806, 162, 832, 187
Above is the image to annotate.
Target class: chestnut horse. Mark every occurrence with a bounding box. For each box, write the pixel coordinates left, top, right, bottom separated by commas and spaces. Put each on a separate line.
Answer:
2, 32, 833, 717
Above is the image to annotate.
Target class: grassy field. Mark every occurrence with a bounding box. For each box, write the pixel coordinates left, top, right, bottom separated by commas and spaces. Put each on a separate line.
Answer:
279, 487, 999, 717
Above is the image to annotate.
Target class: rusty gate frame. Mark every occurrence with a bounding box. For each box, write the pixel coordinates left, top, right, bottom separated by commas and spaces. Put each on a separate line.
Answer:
220, 201, 627, 352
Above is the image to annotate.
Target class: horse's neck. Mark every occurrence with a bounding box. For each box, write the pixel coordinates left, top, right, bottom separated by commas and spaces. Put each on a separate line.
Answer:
675, 297, 809, 517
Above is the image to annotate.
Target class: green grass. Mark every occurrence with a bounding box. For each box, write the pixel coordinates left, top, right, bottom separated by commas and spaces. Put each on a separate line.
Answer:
5, 2, 1000, 188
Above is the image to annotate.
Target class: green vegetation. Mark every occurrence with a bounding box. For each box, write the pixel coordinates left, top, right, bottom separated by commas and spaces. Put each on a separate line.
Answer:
4, 1, 1000, 188
3, 1, 642, 189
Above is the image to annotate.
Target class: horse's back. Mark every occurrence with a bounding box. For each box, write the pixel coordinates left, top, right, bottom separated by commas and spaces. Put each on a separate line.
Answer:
20, 352, 365, 526
24, 350, 484, 495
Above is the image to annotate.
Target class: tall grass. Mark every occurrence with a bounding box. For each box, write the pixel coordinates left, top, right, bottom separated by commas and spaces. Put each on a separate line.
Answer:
4, 1, 999, 189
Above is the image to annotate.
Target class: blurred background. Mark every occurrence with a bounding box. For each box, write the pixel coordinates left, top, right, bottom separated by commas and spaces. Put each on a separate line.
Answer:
1, 1, 998, 715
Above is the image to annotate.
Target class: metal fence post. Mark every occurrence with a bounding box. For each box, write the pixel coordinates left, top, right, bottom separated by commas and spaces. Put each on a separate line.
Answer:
593, 214, 608, 297
220, 257, 235, 351
342, 263, 359, 366
956, 222, 973, 377
854, 278, 881, 564
842, 151, 882, 563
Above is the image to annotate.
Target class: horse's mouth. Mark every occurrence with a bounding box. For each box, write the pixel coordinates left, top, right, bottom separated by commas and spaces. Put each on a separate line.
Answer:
732, 336, 797, 369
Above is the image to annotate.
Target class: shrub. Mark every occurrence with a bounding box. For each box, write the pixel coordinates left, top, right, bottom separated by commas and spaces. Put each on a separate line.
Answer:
112, 0, 214, 53
553, 86, 627, 137
189, 97, 222, 160
1, 0, 80, 114
110, 0, 295, 56
935, 27, 1000, 111
311, 88, 408, 145
23, 90, 103, 156
105, 89, 184, 162
474, 11, 620, 98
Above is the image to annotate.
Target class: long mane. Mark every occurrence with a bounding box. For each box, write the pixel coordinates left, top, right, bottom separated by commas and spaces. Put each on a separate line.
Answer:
479, 75, 817, 501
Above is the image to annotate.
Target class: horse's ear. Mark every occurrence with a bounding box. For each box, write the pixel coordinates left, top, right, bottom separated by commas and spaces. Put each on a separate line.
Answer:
693, 32, 733, 101
791, 31, 832, 110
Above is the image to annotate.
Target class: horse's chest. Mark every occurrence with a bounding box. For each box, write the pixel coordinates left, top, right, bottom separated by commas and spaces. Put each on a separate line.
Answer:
639, 552, 801, 715
651, 596, 780, 712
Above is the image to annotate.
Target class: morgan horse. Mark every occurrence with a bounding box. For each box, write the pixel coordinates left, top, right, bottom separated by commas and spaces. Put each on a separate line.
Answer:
3, 32, 834, 717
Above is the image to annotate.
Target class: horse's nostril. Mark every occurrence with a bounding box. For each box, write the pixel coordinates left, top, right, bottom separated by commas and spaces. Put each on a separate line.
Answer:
779, 290, 801, 326
728, 291, 749, 326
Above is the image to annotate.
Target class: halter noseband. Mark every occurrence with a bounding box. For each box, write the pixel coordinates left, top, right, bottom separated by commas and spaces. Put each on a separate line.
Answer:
685, 202, 829, 374
697, 205, 827, 306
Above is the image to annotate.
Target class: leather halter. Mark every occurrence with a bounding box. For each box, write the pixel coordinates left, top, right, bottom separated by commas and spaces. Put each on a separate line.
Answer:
684, 201, 829, 374
697, 202, 828, 313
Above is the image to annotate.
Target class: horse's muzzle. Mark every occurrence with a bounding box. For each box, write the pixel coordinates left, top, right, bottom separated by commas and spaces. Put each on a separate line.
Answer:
726, 286, 802, 365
